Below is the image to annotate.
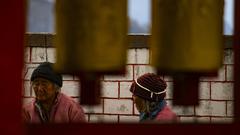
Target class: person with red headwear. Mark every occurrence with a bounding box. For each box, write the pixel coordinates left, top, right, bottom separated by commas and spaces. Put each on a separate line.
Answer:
130, 73, 179, 123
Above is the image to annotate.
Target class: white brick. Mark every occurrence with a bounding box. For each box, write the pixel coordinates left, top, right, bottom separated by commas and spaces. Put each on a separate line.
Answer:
134, 105, 140, 115
196, 101, 226, 116
226, 65, 233, 81
165, 82, 173, 99
227, 101, 233, 117
211, 82, 233, 100
200, 66, 225, 81
31, 47, 47, 62
24, 64, 39, 80
136, 48, 149, 64
101, 82, 118, 98
24, 67, 34, 80
104, 66, 133, 81
179, 117, 210, 123
211, 117, 233, 123
136, 49, 149, 64
196, 117, 210, 123
199, 82, 210, 99
82, 103, 103, 114
61, 81, 79, 97
179, 117, 196, 123
104, 99, 133, 114
120, 82, 132, 98
24, 47, 30, 63
22, 98, 34, 106
171, 105, 194, 116
224, 50, 234, 64
127, 49, 149, 64
134, 65, 157, 80
127, 49, 136, 64
119, 115, 139, 123
22, 65, 27, 79
46, 48, 56, 63
89, 114, 118, 123
23, 81, 31, 97
32, 90, 36, 97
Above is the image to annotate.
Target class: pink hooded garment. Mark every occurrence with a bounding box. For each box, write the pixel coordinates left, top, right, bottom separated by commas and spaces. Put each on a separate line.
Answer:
22, 93, 86, 123
155, 105, 179, 122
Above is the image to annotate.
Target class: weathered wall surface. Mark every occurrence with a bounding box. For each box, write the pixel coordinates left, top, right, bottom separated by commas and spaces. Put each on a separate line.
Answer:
23, 34, 234, 123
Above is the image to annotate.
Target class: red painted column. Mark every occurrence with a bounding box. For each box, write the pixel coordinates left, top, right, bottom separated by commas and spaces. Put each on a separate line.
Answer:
234, 0, 240, 123
0, 0, 25, 134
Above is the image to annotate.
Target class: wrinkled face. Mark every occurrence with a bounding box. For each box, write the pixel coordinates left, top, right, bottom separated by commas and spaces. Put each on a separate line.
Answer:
132, 95, 147, 113
32, 78, 57, 102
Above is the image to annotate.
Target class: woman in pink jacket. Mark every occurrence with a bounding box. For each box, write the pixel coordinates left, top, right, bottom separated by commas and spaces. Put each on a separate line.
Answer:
130, 73, 179, 123
22, 62, 86, 123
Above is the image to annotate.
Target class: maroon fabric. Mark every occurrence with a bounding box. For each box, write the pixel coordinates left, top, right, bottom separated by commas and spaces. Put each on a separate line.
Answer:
234, 0, 240, 123
23, 93, 86, 123
137, 73, 167, 92
130, 73, 167, 102
155, 105, 179, 122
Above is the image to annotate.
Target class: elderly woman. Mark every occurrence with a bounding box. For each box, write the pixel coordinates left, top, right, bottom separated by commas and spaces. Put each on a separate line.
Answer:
130, 73, 179, 123
22, 62, 86, 123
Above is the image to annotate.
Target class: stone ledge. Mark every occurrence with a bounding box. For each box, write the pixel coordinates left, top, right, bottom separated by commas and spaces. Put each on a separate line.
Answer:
25, 33, 233, 49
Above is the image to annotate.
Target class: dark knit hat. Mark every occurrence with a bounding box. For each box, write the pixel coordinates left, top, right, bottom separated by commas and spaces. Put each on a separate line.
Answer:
130, 73, 167, 102
31, 62, 63, 87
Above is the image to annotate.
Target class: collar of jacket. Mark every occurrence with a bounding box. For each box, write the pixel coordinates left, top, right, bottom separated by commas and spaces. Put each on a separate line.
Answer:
139, 100, 166, 122
34, 92, 62, 123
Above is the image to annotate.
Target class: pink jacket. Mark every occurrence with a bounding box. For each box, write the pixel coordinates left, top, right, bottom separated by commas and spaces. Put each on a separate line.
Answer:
155, 105, 179, 122
23, 93, 86, 123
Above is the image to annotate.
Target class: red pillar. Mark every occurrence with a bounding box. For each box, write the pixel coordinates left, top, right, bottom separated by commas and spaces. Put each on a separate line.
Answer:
0, 0, 25, 134
234, 0, 240, 123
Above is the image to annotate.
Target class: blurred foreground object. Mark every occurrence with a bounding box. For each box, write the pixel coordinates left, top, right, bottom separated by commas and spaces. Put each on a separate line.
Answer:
151, 0, 224, 105
1, 0, 25, 134
234, 0, 240, 123
55, 0, 128, 105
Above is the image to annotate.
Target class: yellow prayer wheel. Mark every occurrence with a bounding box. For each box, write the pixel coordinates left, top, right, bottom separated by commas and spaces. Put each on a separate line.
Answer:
151, 0, 224, 73
54, 0, 128, 74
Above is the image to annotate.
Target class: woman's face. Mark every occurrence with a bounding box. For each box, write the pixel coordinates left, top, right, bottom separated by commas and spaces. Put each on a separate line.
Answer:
32, 78, 57, 103
132, 95, 147, 113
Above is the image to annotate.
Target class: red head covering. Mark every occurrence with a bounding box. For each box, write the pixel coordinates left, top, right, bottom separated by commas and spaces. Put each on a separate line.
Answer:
130, 73, 167, 102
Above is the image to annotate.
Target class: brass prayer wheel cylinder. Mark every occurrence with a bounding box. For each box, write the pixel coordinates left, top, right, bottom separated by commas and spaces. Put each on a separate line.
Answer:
54, 0, 128, 73
151, 0, 224, 73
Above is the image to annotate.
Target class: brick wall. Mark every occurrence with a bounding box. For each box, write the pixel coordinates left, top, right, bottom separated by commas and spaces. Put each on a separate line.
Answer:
23, 33, 234, 123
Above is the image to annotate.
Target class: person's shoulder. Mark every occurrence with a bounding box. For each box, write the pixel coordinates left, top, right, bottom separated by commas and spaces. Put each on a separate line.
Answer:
162, 105, 177, 116
58, 93, 79, 105
22, 99, 35, 111
155, 105, 178, 121
57, 92, 85, 114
